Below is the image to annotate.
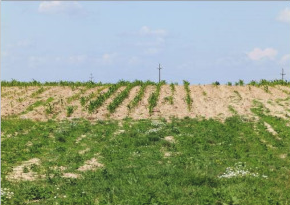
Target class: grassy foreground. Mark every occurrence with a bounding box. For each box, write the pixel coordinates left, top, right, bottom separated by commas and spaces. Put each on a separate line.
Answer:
1, 111, 290, 204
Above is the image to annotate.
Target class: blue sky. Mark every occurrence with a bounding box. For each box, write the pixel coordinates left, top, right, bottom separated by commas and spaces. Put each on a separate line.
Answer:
1, 1, 290, 84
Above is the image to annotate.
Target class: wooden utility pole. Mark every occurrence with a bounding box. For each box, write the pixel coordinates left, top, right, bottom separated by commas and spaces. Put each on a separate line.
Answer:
281, 68, 286, 81
157, 63, 162, 83
89, 73, 94, 82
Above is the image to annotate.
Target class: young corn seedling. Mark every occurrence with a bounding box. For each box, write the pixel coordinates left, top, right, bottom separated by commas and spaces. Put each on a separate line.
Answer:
148, 82, 164, 115
88, 81, 128, 113
66, 106, 76, 117
107, 81, 142, 113
127, 84, 146, 111
183, 80, 193, 111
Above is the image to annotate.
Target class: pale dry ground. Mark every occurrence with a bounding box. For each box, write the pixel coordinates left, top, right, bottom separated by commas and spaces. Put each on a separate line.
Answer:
1, 87, 40, 116
110, 86, 141, 120
6, 158, 41, 181
130, 85, 156, 119
1, 85, 290, 121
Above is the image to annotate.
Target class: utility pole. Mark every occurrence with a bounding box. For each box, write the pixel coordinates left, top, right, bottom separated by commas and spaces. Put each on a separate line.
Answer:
281, 68, 286, 81
89, 73, 94, 82
157, 63, 162, 83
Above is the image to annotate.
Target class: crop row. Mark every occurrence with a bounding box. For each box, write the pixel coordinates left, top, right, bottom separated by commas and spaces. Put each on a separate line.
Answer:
148, 81, 166, 114
2, 79, 289, 87
87, 82, 125, 113
183, 80, 193, 111
107, 81, 144, 113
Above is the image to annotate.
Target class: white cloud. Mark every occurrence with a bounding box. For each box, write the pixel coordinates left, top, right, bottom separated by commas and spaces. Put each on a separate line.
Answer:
135, 37, 165, 47
144, 48, 160, 55
38, 1, 85, 15
101, 53, 117, 65
28, 56, 46, 68
139, 26, 168, 37
128, 57, 141, 65
277, 7, 290, 23
247, 48, 278, 61
279, 54, 290, 65
68, 55, 87, 64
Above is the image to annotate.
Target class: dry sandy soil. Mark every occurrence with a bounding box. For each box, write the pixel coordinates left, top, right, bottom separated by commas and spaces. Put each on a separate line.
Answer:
1, 85, 290, 121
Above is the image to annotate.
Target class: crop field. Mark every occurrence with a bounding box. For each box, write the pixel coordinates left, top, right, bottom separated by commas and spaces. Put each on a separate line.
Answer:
1, 80, 290, 121
1, 80, 290, 204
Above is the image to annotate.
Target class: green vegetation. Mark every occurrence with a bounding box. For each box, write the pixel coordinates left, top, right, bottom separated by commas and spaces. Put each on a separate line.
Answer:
80, 87, 107, 108
1, 79, 107, 87
228, 105, 238, 115
22, 97, 54, 115
66, 88, 90, 104
212, 81, 220, 86
183, 80, 193, 111
45, 102, 55, 115
127, 81, 156, 111
107, 81, 143, 113
30, 87, 48, 98
2, 104, 290, 204
148, 81, 165, 114
88, 81, 129, 113
233, 90, 242, 101
2, 79, 290, 88
263, 85, 270, 93
163, 84, 175, 105
66, 106, 76, 117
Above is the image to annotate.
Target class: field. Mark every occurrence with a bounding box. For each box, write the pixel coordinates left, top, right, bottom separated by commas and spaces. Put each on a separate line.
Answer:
1, 80, 290, 204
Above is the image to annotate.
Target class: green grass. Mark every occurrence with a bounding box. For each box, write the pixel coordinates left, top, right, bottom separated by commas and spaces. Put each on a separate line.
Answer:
2, 105, 290, 204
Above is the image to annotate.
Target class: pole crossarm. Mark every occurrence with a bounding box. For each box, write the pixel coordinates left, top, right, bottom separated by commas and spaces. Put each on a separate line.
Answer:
281, 68, 286, 81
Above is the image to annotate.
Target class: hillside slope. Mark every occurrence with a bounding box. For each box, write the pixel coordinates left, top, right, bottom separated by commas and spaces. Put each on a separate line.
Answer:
1, 85, 290, 121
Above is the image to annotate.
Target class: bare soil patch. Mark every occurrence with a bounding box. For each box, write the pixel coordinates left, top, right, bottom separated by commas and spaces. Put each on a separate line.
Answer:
6, 158, 41, 181
164, 136, 175, 143
77, 158, 104, 172
62, 173, 80, 179
76, 134, 87, 143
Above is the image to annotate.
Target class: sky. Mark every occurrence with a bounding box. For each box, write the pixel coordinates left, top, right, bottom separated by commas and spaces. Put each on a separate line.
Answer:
1, 1, 290, 84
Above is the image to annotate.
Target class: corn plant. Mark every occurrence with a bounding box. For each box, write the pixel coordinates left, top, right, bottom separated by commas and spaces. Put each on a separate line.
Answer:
127, 84, 146, 111
237, 79, 244, 86
67, 87, 89, 104
264, 85, 269, 93
45, 102, 54, 115
88, 81, 128, 113
80, 87, 107, 108
212, 81, 220, 86
148, 81, 165, 114
127, 81, 155, 111
183, 80, 193, 111
233, 90, 242, 100
166, 83, 176, 105
108, 81, 142, 113
31, 87, 47, 98
66, 106, 76, 117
